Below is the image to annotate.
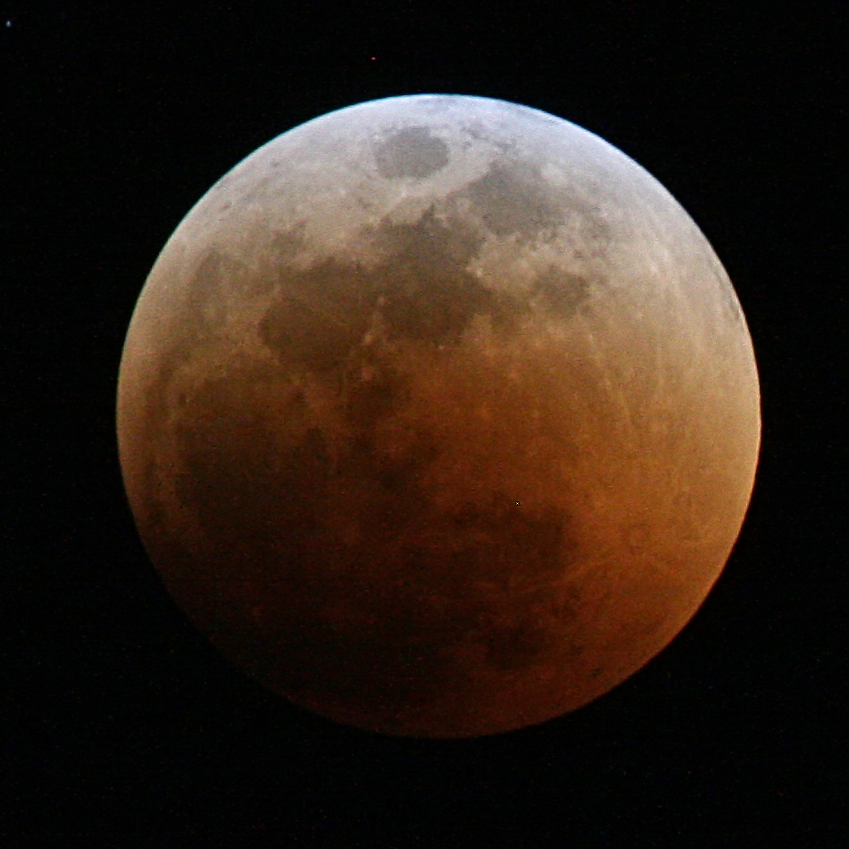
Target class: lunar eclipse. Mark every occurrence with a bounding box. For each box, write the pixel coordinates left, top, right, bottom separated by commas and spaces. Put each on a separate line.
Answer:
117, 95, 760, 737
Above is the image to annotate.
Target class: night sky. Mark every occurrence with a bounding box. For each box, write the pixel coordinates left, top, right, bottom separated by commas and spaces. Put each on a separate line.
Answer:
5, 3, 845, 845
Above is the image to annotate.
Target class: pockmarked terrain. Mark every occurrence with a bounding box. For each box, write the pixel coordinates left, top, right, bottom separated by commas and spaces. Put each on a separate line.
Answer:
117, 96, 760, 737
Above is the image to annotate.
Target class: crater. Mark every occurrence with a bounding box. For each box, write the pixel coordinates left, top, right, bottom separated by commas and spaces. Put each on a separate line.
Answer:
375, 126, 450, 179
270, 221, 307, 263
461, 159, 564, 240
530, 266, 593, 318
258, 257, 375, 374
370, 207, 515, 344
259, 205, 524, 370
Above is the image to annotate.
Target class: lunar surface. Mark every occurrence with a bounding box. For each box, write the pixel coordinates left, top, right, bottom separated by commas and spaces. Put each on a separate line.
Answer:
117, 95, 760, 737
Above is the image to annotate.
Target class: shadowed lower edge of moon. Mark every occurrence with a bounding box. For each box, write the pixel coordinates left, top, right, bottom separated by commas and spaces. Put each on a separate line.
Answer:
122, 278, 757, 736
127, 313, 754, 737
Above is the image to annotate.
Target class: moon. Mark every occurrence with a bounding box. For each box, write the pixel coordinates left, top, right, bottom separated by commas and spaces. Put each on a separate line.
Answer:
117, 95, 760, 737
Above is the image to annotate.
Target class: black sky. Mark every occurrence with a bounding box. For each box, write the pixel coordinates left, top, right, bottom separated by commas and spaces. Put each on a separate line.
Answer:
4, 3, 845, 846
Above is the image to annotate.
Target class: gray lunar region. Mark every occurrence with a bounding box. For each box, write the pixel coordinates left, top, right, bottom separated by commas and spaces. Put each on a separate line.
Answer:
117, 96, 760, 737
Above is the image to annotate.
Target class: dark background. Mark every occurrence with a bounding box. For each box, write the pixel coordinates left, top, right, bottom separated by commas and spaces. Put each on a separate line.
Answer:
4, 2, 845, 846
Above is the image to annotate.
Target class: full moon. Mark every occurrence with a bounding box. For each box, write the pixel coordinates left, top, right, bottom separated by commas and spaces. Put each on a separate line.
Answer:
117, 95, 760, 737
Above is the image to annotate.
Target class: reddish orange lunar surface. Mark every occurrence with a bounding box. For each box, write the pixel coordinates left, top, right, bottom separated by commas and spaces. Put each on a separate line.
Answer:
117, 96, 760, 737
